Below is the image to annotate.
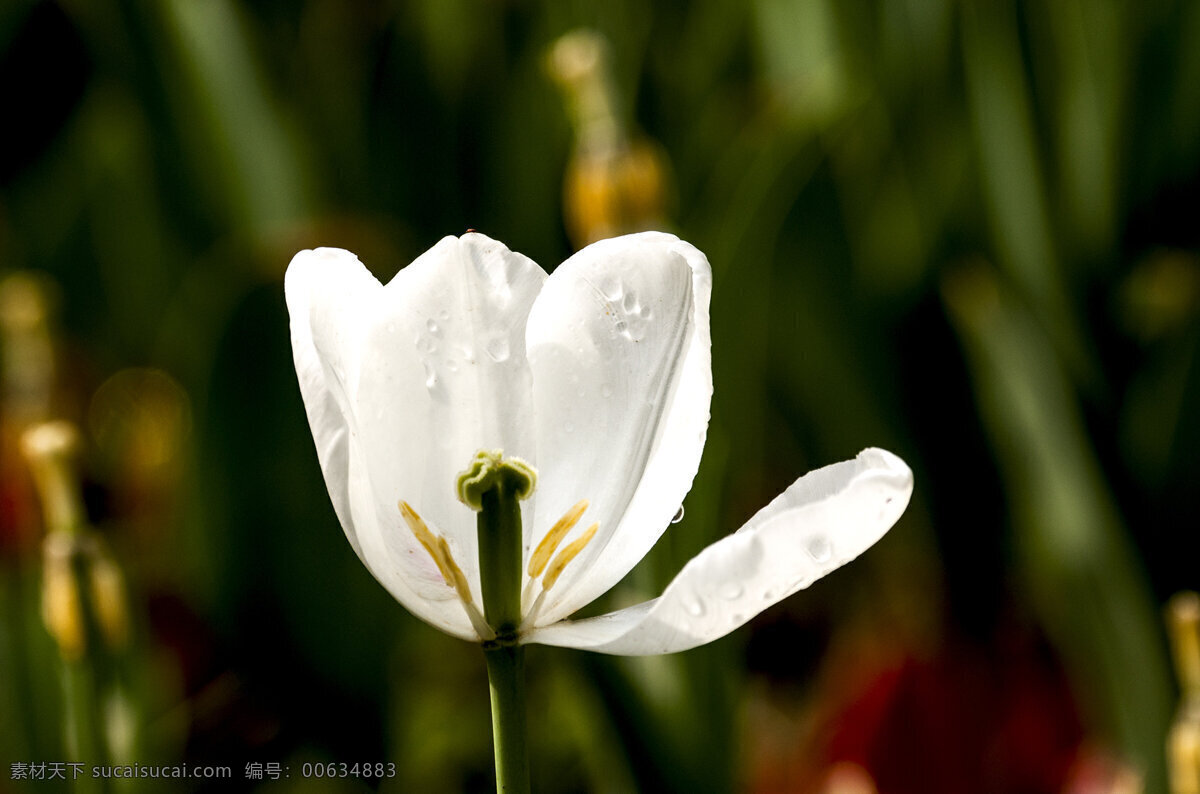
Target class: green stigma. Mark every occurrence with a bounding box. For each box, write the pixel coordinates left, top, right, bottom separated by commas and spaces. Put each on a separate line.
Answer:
456, 450, 537, 510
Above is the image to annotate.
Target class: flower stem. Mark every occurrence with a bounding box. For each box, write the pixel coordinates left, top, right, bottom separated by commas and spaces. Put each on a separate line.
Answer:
483, 643, 530, 793
457, 450, 536, 790
477, 486, 524, 636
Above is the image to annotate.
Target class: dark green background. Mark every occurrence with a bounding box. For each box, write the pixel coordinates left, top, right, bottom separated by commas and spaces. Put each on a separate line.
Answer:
2, 1, 1198, 791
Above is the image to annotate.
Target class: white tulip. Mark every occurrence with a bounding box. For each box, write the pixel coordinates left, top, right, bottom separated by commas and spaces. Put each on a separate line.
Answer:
285, 231, 912, 656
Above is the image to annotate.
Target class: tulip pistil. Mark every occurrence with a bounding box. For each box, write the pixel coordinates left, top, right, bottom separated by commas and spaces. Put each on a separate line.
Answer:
457, 450, 537, 641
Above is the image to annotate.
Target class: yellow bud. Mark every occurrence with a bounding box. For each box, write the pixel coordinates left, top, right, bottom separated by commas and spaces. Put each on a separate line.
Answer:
41, 532, 84, 660
547, 29, 672, 247
564, 139, 669, 247
21, 420, 85, 534
0, 272, 57, 424
1171, 718, 1200, 794
40, 531, 129, 659
1168, 592, 1200, 794
1169, 592, 1200, 698
90, 553, 129, 650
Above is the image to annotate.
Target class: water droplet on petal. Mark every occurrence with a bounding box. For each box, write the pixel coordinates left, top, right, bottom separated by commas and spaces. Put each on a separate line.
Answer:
761, 589, 775, 600
683, 596, 705, 617
806, 535, 832, 563
621, 292, 639, 313
731, 612, 744, 624
614, 320, 628, 336
719, 582, 743, 600
446, 359, 458, 373
416, 335, 435, 354
600, 279, 624, 301
438, 309, 450, 321
671, 506, 685, 524
485, 338, 510, 362
426, 319, 441, 336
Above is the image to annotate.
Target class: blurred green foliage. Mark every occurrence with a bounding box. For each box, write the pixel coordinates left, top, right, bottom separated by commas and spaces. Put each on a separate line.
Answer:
2, 0, 1200, 792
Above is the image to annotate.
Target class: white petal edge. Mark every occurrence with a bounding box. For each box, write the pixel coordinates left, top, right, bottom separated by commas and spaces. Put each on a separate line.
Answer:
285, 248, 381, 562
525, 232, 713, 624
523, 448, 912, 655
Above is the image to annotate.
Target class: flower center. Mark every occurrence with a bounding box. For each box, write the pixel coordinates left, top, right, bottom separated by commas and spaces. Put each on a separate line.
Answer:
398, 451, 600, 641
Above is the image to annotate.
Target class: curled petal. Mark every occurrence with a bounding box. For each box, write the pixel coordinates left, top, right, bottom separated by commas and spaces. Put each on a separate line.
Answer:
523, 448, 912, 655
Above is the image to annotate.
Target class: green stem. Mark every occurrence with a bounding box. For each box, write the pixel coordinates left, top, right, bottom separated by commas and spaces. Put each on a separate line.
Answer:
484, 643, 529, 793
477, 487, 524, 636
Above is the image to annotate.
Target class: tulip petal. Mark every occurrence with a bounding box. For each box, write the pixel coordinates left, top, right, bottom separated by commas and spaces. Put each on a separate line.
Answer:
525, 232, 713, 624
523, 448, 912, 655
289, 248, 469, 637
353, 234, 545, 576
285, 248, 380, 561
286, 237, 546, 640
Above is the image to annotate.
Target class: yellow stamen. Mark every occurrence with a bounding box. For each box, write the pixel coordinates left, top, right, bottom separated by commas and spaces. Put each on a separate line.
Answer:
399, 500, 454, 586
437, 536, 476, 606
528, 499, 589, 578
397, 500, 494, 641
542, 522, 599, 591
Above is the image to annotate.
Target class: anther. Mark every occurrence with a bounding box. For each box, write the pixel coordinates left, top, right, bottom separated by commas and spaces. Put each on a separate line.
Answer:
437, 536, 474, 605
399, 501, 454, 586
528, 500, 588, 578
542, 522, 599, 591
399, 500, 495, 641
